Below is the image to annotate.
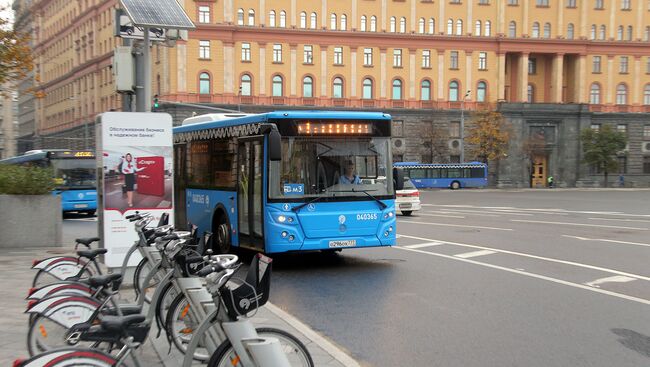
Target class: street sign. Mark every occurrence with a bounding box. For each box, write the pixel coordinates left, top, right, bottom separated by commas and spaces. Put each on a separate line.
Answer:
117, 13, 166, 41
120, 0, 195, 29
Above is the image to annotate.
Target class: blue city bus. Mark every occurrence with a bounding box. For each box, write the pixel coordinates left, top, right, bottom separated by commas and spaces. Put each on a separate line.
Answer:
0, 150, 97, 214
173, 111, 403, 254
393, 162, 488, 189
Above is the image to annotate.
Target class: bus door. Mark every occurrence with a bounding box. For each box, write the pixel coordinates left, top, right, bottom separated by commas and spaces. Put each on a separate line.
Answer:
237, 137, 265, 250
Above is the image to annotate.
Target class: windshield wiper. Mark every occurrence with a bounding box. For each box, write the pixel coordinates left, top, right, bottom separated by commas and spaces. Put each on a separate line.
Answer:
291, 195, 328, 213
328, 188, 387, 210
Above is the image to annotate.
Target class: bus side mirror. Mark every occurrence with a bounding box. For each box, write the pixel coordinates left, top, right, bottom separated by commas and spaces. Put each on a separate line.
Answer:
269, 129, 282, 161
393, 168, 404, 191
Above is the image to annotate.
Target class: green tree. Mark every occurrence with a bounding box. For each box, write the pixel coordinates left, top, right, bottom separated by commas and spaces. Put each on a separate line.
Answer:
466, 111, 510, 164
580, 125, 626, 187
0, 9, 33, 89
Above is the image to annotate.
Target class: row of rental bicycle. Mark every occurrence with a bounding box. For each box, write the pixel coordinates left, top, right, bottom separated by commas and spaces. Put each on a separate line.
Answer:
15, 212, 314, 367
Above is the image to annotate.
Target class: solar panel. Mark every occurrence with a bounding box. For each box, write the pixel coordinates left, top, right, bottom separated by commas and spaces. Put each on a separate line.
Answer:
120, 0, 195, 29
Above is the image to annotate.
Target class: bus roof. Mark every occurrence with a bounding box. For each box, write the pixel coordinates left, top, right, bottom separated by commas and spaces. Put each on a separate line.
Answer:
175, 111, 392, 134
0, 151, 48, 164
394, 162, 487, 168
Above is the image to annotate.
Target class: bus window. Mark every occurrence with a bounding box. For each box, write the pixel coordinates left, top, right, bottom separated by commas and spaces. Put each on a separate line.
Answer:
470, 168, 484, 178
409, 169, 427, 179
447, 168, 461, 178
430, 168, 440, 178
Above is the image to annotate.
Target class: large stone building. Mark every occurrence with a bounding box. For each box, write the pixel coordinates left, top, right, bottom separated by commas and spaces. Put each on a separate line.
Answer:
12, 0, 36, 154
25, 0, 650, 186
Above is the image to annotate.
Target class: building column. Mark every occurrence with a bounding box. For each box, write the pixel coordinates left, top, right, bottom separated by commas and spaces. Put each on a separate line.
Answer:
352, 0, 357, 29
380, 48, 387, 99
409, 48, 416, 99
580, 0, 587, 39
223, 42, 235, 94
350, 49, 357, 97
290, 0, 296, 27
576, 54, 586, 103
556, 2, 564, 38
176, 43, 187, 92
320, 46, 328, 97
290, 44, 297, 96
438, 1, 445, 34
410, 0, 416, 33
633, 56, 641, 105
497, 0, 504, 36
259, 0, 265, 26
321, 0, 327, 29
259, 45, 266, 95
224, 0, 233, 23
518, 52, 529, 102
552, 53, 564, 103
522, 0, 529, 37
606, 55, 614, 104
466, 1, 472, 35
636, 0, 645, 40
437, 49, 445, 100
381, 0, 387, 31
609, 1, 615, 39
497, 52, 506, 101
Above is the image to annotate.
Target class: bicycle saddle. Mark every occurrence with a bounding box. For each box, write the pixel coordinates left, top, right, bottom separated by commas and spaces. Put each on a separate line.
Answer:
76, 237, 100, 246
100, 314, 146, 333
77, 248, 108, 260
87, 273, 122, 288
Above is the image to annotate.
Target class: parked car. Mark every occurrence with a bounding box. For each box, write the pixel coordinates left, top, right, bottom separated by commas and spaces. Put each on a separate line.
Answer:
361, 176, 421, 216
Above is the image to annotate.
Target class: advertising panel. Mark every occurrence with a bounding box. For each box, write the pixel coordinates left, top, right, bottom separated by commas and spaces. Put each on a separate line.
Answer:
96, 112, 174, 267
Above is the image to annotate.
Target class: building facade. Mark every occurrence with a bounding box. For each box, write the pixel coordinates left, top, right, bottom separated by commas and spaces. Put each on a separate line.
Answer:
12, 0, 36, 154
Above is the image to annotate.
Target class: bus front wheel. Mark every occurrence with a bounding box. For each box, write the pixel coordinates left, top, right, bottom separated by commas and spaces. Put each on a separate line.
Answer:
450, 181, 461, 190
215, 219, 231, 254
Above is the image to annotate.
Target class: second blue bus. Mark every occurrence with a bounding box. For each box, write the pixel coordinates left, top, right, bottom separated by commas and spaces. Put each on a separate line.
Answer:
394, 162, 488, 189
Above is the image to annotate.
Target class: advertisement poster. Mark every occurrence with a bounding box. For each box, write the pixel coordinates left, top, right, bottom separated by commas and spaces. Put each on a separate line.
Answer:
96, 112, 174, 267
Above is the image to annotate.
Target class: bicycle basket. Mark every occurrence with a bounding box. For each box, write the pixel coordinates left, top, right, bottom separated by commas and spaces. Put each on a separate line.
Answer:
221, 253, 272, 318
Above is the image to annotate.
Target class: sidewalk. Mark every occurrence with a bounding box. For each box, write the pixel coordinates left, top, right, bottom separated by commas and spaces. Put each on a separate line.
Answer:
0, 246, 357, 367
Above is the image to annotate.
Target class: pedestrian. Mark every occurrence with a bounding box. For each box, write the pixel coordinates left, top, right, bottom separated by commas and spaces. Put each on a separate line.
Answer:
618, 174, 624, 188
547, 175, 554, 188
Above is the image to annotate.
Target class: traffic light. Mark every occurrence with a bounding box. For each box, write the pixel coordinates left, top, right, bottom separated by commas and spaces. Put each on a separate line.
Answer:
153, 95, 160, 110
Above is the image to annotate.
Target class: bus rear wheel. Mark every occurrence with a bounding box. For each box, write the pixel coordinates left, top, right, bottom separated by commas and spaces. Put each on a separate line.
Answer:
450, 181, 461, 190
214, 219, 231, 254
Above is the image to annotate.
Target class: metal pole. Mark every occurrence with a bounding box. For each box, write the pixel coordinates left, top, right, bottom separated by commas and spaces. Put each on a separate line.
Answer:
143, 27, 152, 112
134, 40, 145, 112
460, 102, 464, 163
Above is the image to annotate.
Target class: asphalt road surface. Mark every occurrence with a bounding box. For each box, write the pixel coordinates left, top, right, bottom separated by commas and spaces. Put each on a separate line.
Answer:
63, 189, 650, 366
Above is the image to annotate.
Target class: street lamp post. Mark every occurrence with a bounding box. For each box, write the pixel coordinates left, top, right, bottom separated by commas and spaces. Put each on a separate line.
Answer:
459, 90, 471, 163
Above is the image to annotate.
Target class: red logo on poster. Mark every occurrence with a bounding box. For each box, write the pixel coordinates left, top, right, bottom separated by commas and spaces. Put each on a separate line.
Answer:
136, 156, 165, 196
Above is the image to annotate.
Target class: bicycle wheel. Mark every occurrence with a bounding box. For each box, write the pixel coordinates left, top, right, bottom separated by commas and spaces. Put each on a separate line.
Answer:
32, 267, 93, 288
207, 327, 314, 367
165, 293, 210, 361
18, 348, 117, 367
27, 314, 96, 356
134, 257, 165, 304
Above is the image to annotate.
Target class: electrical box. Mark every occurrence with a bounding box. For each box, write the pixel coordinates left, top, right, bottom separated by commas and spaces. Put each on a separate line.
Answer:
113, 46, 134, 93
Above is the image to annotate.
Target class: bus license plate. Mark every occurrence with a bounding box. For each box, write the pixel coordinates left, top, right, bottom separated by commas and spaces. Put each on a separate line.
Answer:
328, 240, 356, 248
74, 204, 88, 209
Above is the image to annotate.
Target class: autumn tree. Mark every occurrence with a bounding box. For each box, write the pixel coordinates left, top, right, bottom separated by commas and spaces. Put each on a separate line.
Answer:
422, 122, 449, 163
465, 111, 510, 164
580, 125, 626, 187
0, 9, 33, 91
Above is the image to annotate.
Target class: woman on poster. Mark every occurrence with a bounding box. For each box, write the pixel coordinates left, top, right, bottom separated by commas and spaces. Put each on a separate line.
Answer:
120, 153, 145, 207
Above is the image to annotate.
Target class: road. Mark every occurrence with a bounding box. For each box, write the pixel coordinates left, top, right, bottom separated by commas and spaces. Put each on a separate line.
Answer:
63, 189, 650, 366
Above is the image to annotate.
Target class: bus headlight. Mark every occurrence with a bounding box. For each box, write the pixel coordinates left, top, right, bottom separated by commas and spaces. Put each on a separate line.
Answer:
383, 211, 394, 220
277, 215, 287, 223
388, 226, 393, 232
288, 235, 295, 241
281, 231, 288, 238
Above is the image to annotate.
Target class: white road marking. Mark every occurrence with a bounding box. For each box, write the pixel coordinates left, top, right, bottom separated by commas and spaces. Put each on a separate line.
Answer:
65, 217, 97, 222
585, 276, 637, 288
562, 235, 650, 249
454, 250, 497, 259
417, 213, 465, 219
431, 209, 501, 217
511, 219, 648, 231
399, 220, 513, 231
405, 242, 444, 249
394, 246, 650, 306
397, 233, 650, 282
588, 217, 650, 224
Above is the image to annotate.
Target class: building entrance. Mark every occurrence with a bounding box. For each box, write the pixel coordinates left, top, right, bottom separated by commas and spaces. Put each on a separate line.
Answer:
531, 155, 547, 188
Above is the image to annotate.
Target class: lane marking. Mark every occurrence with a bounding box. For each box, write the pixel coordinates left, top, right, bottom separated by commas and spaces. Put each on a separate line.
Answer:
585, 276, 637, 288
588, 217, 650, 224
398, 220, 513, 231
511, 219, 648, 231
405, 242, 444, 249
394, 246, 650, 306
417, 213, 466, 219
397, 233, 650, 282
455, 250, 497, 259
424, 204, 650, 218
431, 209, 501, 217
562, 235, 650, 249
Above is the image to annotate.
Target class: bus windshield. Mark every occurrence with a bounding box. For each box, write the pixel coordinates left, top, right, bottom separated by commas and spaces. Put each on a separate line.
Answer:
51, 158, 96, 189
269, 137, 394, 200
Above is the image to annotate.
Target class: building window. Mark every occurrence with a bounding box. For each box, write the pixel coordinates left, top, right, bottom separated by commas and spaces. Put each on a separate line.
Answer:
645, 26, 650, 41
363, 48, 373, 66
199, 72, 210, 94
475, 20, 482, 36
620, 56, 628, 73
450, 121, 460, 138
621, 0, 631, 9
273, 44, 282, 63
590, 24, 597, 39
485, 21, 491, 36
590, 83, 601, 104
360, 15, 367, 31
392, 79, 402, 100
390, 16, 396, 32
478, 52, 487, 70
240, 74, 252, 96
543, 23, 551, 38
400, 17, 406, 33
447, 19, 453, 35
616, 83, 628, 104
528, 58, 537, 74
333, 77, 344, 98
341, 14, 347, 30
419, 18, 426, 34
279, 10, 286, 27
476, 81, 487, 102
237, 8, 244, 25
199, 40, 210, 59
643, 157, 650, 174
248, 9, 255, 26
362, 78, 373, 99
527, 84, 535, 103
644, 124, 650, 138
449, 81, 459, 101
591, 123, 600, 131
300, 12, 307, 28
627, 26, 633, 41
617, 25, 624, 40
508, 21, 517, 37
303, 76, 313, 97
592, 56, 601, 72
241, 42, 251, 61
393, 49, 402, 67
370, 16, 377, 31
599, 25, 606, 40
456, 19, 463, 35
647, 57, 650, 73
269, 10, 276, 27
567, 0, 576, 6
595, 0, 604, 9
303, 45, 313, 64
198, 6, 210, 23
422, 50, 431, 68
537, 0, 549, 5
567, 23, 575, 39
532, 22, 540, 38
617, 124, 627, 136
428, 18, 435, 34
421, 80, 431, 100
333, 47, 343, 65
644, 84, 650, 105
330, 13, 337, 30
450, 51, 459, 69
272, 75, 283, 96
310, 12, 317, 29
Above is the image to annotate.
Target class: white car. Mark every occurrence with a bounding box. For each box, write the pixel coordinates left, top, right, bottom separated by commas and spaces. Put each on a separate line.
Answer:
361, 176, 421, 216
395, 178, 421, 216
